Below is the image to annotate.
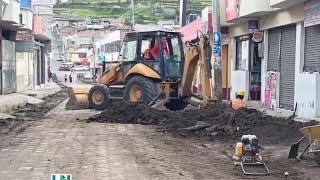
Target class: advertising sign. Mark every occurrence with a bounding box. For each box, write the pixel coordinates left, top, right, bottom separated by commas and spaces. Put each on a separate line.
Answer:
248, 20, 259, 33
252, 32, 263, 43
305, 0, 320, 27
213, 32, 221, 56
225, 0, 239, 22
98, 52, 106, 62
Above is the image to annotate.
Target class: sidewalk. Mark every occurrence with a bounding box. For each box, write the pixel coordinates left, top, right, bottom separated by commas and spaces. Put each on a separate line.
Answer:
0, 82, 61, 115
246, 101, 320, 122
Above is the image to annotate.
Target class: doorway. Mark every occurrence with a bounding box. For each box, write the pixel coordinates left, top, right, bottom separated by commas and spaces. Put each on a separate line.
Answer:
249, 40, 262, 101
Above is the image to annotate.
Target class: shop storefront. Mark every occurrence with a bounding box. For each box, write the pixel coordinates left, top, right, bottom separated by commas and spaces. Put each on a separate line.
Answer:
267, 24, 297, 110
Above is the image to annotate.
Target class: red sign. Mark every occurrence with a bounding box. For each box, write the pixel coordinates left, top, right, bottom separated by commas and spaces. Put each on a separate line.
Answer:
81, 58, 89, 64
252, 32, 263, 42
225, 0, 239, 22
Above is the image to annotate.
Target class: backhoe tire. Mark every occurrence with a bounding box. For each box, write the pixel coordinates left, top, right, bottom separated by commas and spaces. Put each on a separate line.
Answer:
89, 85, 110, 110
125, 76, 157, 105
313, 140, 320, 166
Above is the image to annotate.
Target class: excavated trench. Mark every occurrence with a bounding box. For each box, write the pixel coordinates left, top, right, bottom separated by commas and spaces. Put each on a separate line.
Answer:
88, 101, 319, 145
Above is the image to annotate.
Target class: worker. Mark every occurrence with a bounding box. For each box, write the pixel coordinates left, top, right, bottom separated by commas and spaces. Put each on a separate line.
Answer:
231, 90, 247, 110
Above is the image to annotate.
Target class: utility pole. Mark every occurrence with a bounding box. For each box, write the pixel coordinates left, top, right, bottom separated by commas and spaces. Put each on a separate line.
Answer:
212, 0, 223, 101
92, 27, 96, 77
131, 0, 135, 29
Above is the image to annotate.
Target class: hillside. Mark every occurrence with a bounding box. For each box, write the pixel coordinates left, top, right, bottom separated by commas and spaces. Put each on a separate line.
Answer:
54, 0, 212, 24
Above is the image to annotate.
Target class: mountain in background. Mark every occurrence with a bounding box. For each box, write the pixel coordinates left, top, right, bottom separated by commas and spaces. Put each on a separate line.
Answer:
54, 0, 211, 24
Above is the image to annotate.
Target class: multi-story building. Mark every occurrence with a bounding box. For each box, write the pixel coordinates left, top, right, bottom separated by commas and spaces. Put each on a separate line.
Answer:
0, 0, 28, 95
32, 0, 54, 22
15, 0, 34, 92
224, 0, 320, 119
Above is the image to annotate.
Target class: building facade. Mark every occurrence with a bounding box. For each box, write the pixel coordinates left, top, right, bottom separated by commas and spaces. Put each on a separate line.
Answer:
0, 0, 28, 95
225, 0, 320, 119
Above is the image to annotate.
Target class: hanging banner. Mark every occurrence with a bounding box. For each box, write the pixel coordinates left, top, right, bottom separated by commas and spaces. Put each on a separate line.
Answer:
305, 0, 320, 27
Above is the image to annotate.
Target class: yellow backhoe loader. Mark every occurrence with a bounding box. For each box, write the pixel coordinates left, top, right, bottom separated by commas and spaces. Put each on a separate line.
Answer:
66, 30, 216, 110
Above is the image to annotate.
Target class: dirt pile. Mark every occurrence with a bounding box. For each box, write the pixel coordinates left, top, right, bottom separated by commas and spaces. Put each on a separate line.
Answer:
0, 83, 68, 134
88, 101, 319, 144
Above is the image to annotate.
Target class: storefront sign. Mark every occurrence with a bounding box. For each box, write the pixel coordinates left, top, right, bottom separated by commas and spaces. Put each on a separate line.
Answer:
98, 52, 105, 62
16, 30, 33, 41
81, 58, 89, 64
248, 20, 259, 33
252, 32, 263, 43
225, 0, 239, 22
305, 0, 320, 27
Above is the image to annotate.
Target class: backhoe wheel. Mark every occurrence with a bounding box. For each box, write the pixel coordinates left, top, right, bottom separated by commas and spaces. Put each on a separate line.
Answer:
313, 140, 320, 166
125, 76, 157, 105
89, 85, 110, 110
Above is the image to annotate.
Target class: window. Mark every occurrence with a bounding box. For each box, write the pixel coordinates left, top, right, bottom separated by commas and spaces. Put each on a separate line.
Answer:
235, 39, 249, 71
235, 41, 242, 70
120, 34, 137, 61
79, 53, 86, 58
163, 35, 183, 77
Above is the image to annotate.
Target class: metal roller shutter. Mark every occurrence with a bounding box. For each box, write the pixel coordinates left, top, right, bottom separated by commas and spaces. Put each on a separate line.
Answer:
279, 25, 296, 110
267, 28, 281, 71
305, 25, 320, 71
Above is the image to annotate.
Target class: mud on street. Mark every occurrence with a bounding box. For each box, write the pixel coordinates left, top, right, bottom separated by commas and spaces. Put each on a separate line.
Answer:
0, 85, 319, 179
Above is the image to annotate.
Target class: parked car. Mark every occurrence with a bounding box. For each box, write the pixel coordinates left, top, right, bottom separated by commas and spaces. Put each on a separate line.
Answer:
72, 65, 89, 71
56, 56, 64, 61
58, 65, 70, 71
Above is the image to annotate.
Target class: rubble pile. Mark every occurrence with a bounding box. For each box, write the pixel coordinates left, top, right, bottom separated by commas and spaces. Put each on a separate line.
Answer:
88, 101, 319, 144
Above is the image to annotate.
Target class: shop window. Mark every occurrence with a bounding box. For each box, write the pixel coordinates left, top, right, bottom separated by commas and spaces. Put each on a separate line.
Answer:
235, 41, 242, 70
79, 53, 86, 58
304, 25, 320, 72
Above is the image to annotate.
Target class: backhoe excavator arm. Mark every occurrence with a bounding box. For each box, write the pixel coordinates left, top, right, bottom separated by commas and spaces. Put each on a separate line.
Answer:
180, 34, 214, 104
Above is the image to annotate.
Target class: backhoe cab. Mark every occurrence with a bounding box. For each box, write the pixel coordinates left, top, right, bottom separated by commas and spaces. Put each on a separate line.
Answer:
66, 30, 215, 110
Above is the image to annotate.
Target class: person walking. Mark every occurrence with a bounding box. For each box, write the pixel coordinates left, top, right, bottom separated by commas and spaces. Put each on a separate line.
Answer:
77, 73, 81, 82
64, 74, 67, 83
48, 70, 52, 82
69, 74, 73, 83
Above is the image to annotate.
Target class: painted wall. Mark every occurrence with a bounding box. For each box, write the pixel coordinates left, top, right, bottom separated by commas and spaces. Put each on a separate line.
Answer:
2, 0, 20, 24
270, 0, 305, 9
21, 9, 33, 30
230, 71, 249, 100
260, 4, 304, 30
229, 3, 304, 37
16, 52, 33, 92
294, 22, 320, 118
239, 0, 273, 17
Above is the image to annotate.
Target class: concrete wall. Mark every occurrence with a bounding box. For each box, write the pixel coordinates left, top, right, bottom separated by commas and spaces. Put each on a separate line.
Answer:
229, 3, 304, 37
293, 22, 320, 118
260, 3, 304, 30
16, 52, 33, 92
21, 9, 33, 30
239, 0, 273, 17
3, 0, 20, 24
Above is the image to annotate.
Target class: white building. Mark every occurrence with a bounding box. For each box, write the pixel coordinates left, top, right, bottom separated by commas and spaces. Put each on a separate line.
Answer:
225, 0, 320, 119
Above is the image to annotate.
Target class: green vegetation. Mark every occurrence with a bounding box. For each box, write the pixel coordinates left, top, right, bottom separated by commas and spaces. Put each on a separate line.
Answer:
54, 0, 212, 24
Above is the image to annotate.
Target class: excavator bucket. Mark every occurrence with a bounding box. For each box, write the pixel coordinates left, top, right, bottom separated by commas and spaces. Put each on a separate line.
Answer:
65, 87, 90, 110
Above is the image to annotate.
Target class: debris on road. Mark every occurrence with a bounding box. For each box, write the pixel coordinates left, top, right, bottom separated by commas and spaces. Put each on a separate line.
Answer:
88, 101, 319, 144
0, 83, 68, 134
